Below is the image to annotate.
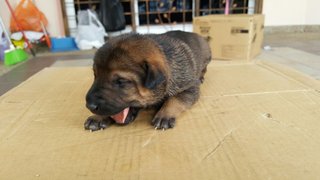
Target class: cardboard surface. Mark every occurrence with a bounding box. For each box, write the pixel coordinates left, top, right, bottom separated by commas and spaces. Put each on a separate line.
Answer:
193, 14, 265, 61
1, 60, 320, 179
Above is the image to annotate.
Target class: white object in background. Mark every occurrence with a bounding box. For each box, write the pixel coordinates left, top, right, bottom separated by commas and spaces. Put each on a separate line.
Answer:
75, 9, 107, 50
248, 0, 255, 14
137, 24, 193, 34
11, 31, 44, 41
264, 45, 272, 51
77, 40, 103, 50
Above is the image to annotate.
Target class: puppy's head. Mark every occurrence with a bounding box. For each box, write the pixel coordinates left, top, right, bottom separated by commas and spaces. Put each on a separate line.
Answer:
86, 34, 168, 124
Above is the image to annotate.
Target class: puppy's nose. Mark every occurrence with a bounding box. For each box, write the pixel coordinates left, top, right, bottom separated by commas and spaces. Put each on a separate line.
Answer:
86, 103, 99, 111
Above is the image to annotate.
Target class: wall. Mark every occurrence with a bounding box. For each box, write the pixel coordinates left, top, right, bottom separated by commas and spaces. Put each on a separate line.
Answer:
263, 0, 320, 26
305, 0, 320, 25
0, 0, 65, 37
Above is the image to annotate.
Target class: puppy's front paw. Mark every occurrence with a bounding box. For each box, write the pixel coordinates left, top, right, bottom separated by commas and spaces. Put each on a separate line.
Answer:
84, 116, 113, 131
151, 117, 176, 130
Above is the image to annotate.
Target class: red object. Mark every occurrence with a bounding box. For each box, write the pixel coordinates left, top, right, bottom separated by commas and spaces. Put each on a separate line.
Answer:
5, 0, 35, 56
40, 21, 51, 49
43, 30, 52, 49
9, 0, 48, 32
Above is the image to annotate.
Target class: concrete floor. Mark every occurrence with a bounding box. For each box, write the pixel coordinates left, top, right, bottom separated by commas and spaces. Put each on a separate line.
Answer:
262, 32, 320, 80
0, 32, 319, 95
264, 32, 320, 55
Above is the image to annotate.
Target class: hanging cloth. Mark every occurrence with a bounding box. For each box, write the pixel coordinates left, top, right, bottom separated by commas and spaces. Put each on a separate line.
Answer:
99, 0, 126, 32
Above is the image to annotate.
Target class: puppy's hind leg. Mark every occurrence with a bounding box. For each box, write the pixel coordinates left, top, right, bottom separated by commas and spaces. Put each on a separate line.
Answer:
151, 85, 200, 130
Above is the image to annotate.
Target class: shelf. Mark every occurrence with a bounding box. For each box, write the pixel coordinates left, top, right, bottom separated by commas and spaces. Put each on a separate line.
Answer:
63, 0, 262, 34
138, 10, 193, 15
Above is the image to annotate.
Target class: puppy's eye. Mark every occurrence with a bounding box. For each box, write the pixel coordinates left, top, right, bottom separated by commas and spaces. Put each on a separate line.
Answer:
113, 78, 131, 88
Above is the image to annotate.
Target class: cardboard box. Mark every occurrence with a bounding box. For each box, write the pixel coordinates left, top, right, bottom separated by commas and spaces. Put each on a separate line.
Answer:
193, 14, 265, 61
1, 55, 320, 179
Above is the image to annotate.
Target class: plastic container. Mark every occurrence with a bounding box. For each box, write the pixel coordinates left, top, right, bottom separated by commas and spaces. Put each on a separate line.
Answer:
50, 37, 78, 52
4, 47, 29, 66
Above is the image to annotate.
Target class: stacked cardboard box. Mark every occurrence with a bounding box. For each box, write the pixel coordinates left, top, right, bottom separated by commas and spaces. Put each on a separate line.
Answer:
193, 14, 265, 61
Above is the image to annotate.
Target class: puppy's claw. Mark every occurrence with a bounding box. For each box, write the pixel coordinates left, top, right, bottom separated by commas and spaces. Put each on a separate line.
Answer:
84, 117, 113, 132
152, 117, 176, 130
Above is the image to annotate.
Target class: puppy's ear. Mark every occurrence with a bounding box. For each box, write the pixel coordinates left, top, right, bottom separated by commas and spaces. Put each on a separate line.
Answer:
143, 62, 166, 89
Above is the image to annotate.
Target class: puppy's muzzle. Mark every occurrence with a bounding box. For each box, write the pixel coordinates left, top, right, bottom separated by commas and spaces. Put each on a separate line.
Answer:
86, 102, 99, 112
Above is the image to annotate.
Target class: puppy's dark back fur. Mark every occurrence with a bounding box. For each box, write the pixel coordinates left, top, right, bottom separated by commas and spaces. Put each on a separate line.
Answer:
147, 31, 211, 96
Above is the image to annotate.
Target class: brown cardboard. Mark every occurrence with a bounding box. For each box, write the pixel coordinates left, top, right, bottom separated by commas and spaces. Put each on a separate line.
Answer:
193, 14, 265, 61
1, 60, 320, 179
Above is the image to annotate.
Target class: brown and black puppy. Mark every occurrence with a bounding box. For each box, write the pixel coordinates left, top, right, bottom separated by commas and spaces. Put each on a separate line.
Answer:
84, 30, 211, 131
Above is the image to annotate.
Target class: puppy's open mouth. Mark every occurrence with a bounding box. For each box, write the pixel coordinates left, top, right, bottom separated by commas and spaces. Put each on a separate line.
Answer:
111, 107, 140, 124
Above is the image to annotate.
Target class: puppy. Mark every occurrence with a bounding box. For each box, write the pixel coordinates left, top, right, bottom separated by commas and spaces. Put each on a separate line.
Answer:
84, 30, 211, 131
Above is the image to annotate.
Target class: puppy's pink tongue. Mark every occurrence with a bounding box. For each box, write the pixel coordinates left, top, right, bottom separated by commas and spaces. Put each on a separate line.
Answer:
111, 108, 130, 124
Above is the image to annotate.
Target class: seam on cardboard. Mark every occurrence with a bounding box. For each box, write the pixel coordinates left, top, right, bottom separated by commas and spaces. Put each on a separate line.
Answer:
142, 131, 157, 147
257, 62, 313, 90
201, 128, 237, 161
0, 100, 37, 142
222, 89, 314, 97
